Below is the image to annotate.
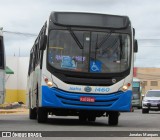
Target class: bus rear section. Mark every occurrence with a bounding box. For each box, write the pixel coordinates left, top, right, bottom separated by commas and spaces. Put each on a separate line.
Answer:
0, 29, 5, 105
27, 12, 138, 126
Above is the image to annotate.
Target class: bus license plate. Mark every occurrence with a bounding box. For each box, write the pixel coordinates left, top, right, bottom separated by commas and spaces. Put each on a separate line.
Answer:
80, 97, 95, 102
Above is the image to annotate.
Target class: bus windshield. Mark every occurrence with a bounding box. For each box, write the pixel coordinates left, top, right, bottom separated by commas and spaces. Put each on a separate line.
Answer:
133, 87, 140, 99
132, 81, 140, 99
48, 30, 130, 73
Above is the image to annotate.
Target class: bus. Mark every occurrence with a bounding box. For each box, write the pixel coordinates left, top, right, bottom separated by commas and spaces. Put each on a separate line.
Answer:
132, 78, 142, 109
0, 28, 5, 105
27, 12, 138, 125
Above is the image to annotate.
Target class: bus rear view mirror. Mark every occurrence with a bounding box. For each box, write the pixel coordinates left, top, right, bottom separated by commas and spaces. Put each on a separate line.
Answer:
40, 35, 47, 50
134, 39, 138, 53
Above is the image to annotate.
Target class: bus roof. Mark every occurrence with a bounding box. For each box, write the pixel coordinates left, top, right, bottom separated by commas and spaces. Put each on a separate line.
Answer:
50, 11, 130, 29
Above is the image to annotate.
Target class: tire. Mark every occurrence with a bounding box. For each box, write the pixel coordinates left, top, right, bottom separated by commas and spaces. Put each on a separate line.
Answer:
29, 108, 37, 119
29, 91, 37, 119
79, 115, 87, 122
142, 108, 149, 114
37, 108, 48, 123
88, 116, 96, 122
108, 111, 119, 126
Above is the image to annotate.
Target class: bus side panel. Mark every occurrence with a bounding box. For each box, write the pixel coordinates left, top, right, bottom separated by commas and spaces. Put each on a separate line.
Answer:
41, 86, 132, 112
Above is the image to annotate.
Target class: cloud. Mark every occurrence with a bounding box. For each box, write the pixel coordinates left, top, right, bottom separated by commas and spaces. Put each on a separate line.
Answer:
4, 34, 36, 56
1, 0, 160, 67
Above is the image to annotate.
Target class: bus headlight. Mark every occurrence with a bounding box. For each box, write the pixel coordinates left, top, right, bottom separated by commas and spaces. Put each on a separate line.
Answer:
119, 83, 131, 92
47, 81, 53, 87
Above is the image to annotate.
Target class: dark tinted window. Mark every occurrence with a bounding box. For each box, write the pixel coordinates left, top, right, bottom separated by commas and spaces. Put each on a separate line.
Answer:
0, 37, 4, 68
53, 12, 129, 29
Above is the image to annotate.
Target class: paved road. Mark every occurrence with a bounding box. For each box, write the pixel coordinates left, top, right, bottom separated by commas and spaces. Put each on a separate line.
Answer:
0, 109, 160, 139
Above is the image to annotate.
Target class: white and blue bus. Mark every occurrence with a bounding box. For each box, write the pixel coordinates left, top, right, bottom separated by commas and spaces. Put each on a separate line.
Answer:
0, 28, 5, 105
27, 12, 138, 125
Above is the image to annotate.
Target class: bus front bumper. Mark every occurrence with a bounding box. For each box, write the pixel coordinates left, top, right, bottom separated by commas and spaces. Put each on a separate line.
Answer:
41, 86, 132, 112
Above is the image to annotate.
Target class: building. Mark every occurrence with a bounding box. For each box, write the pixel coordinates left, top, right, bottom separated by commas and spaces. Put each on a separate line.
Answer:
135, 67, 160, 94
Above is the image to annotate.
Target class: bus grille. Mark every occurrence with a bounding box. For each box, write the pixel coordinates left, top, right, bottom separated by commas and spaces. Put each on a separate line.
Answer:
53, 88, 121, 107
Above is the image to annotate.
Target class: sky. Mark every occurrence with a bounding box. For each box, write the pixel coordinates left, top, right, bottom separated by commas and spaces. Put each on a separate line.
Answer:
1, 0, 160, 67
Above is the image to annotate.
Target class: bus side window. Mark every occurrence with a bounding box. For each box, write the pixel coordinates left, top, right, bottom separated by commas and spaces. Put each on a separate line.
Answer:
35, 43, 38, 66
31, 49, 36, 71
37, 38, 40, 65
39, 32, 46, 68
37, 36, 41, 65
28, 53, 32, 76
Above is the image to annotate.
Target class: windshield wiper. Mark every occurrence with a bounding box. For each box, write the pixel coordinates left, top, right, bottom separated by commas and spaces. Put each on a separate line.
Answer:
96, 31, 113, 50
119, 35, 123, 60
109, 36, 124, 64
94, 34, 99, 60
68, 27, 83, 49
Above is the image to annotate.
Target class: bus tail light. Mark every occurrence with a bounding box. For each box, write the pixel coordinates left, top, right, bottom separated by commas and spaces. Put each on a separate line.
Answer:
119, 83, 131, 92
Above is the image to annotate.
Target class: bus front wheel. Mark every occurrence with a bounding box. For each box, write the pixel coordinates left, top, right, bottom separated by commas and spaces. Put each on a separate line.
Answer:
88, 116, 96, 122
79, 115, 87, 122
37, 108, 48, 123
142, 108, 149, 114
108, 111, 119, 126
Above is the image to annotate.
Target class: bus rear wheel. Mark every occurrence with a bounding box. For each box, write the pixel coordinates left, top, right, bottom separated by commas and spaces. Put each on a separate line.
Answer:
37, 108, 48, 123
108, 111, 119, 126
29, 108, 37, 119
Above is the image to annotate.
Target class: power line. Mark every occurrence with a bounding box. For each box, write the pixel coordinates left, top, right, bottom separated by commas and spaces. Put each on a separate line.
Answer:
136, 58, 160, 60
137, 77, 160, 80
139, 46, 160, 47
137, 73, 160, 77
138, 38, 160, 40
137, 73, 160, 76
3, 30, 37, 37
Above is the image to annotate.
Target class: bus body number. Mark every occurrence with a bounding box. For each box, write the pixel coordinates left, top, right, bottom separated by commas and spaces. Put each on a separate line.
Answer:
95, 87, 110, 93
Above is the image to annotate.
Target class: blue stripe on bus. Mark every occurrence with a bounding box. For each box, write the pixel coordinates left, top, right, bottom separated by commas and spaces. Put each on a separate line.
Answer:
41, 86, 132, 112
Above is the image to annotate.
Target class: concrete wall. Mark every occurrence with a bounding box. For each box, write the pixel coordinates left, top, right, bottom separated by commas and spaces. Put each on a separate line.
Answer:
5, 56, 29, 104
136, 67, 160, 94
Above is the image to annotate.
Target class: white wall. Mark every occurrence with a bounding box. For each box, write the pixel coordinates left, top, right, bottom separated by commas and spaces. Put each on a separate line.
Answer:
17, 57, 29, 90
6, 56, 18, 89
6, 56, 29, 90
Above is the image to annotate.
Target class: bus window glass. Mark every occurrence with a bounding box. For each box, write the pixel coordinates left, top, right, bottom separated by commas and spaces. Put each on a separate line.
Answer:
133, 87, 140, 99
91, 32, 130, 73
48, 30, 89, 72
0, 39, 4, 68
48, 30, 130, 73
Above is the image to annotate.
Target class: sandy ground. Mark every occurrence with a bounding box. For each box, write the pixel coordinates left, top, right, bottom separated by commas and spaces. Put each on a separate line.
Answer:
0, 108, 29, 115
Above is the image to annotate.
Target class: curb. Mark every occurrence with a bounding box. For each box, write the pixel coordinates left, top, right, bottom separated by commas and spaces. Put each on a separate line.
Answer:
0, 109, 29, 114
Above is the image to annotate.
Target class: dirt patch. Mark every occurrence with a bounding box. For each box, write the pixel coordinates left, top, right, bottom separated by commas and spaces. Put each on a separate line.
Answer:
0, 108, 29, 115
